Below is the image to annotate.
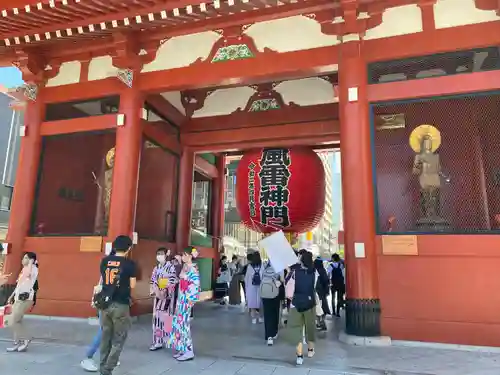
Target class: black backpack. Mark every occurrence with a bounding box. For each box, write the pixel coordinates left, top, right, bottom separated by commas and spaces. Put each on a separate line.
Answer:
331, 263, 344, 286
251, 266, 261, 286
291, 268, 316, 313
93, 269, 121, 310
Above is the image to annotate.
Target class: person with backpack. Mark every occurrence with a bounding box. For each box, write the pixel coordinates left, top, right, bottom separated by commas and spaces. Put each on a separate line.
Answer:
328, 253, 345, 317
95, 235, 137, 375
284, 250, 316, 366
4, 251, 39, 353
244, 250, 263, 324
260, 260, 283, 346
314, 258, 330, 330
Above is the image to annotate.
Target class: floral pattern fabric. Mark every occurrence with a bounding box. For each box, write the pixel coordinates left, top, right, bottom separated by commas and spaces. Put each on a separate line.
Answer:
150, 261, 178, 345
168, 264, 200, 353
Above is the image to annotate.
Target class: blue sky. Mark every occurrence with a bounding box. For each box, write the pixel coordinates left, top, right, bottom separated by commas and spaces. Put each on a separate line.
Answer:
0, 66, 23, 88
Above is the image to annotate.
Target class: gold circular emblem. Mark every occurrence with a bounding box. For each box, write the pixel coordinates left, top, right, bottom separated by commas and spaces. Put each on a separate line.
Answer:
409, 124, 441, 153
105, 147, 115, 168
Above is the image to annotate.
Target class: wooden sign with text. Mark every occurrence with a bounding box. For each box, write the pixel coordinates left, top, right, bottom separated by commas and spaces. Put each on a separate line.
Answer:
80, 236, 103, 253
382, 235, 418, 256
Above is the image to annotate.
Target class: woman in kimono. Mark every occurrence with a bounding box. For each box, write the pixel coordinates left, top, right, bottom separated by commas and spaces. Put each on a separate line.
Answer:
169, 246, 200, 362
149, 247, 179, 351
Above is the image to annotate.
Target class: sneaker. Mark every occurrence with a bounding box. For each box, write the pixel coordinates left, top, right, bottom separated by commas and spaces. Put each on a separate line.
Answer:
296, 355, 304, 366
258, 317, 264, 324
267, 337, 274, 346
307, 348, 315, 358
6, 341, 20, 352
81, 358, 99, 372
251, 318, 257, 324
17, 340, 30, 352
173, 351, 182, 359
177, 351, 194, 362
149, 343, 163, 351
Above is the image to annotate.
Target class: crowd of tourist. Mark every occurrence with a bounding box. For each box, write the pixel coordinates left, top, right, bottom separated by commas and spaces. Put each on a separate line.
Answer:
0, 237, 345, 371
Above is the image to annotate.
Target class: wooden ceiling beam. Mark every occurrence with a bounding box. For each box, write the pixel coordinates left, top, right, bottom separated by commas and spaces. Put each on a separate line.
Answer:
146, 94, 186, 126
181, 120, 339, 152
0, 0, 212, 40
184, 103, 339, 133
195, 155, 218, 179
140, 46, 339, 93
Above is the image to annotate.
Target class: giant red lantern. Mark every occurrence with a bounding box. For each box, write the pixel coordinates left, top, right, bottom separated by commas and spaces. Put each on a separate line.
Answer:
236, 147, 325, 233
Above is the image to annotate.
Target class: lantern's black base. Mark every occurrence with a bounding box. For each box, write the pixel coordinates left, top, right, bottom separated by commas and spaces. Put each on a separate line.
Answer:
0, 284, 15, 306
345, 298, 381, 337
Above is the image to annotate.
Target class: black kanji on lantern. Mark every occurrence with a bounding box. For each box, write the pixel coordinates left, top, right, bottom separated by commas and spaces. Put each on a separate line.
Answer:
260, 186, 290, 207
258, 148, 292, 228
260, 206, 290, 227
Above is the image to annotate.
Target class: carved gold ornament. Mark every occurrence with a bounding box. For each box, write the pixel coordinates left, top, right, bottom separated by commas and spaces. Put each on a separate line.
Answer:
409, 124, 441, 153
105, 147, 116, 168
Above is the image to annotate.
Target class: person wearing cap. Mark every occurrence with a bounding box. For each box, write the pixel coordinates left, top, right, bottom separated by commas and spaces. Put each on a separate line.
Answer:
97, 235, 137, 375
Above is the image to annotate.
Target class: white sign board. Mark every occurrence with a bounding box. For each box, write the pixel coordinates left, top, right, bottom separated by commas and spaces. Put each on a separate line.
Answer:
258, 231, 298, 273
354, 242, 366, 258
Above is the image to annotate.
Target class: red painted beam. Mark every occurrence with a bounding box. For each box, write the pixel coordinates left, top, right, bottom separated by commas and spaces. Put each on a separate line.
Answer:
140, 46, 339, 93
0, 0, 215, 40
187, 134, 340, 153
40, 114, 118, 136
141, 0, 337, 43
142, 121, 181, 155
182, 120, 339, 152
1, 0, 51, 8
185, 103, 339, 132
367, 70, 500, 102
146, 94, 186, 127
364, 20, 500, 62
194, 155, 218, 179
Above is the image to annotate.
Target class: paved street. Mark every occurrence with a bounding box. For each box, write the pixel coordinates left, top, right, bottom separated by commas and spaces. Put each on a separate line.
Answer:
2, 303, 500, 375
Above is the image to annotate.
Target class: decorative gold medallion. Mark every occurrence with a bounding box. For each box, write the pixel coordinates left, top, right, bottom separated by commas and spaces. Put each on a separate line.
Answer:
409, 124, 441, 153
105, 147, 115, 168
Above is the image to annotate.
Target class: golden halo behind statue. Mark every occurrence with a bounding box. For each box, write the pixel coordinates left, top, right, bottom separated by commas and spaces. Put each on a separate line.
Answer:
409, 124, 441, 153
105, 147, 115, 168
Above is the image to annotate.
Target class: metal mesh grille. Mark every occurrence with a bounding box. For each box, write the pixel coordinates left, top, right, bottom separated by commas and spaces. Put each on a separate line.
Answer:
372, 91, 500, 234
368, 46, 500, 84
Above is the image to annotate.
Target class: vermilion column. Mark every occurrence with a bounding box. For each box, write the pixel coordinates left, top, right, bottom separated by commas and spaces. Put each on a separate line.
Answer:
176, 149, 195, 251
338, 40, 381, 337
107, 88, 143, 239
3, 91, 45, 282
211, 155, 226, 250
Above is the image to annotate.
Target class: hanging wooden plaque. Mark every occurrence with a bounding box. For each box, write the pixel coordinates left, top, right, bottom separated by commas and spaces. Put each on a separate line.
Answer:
382, 235, 418, 256
80, 237, 103, 253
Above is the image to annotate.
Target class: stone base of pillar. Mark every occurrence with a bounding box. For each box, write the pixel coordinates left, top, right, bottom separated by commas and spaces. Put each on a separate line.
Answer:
345, 298, 381, 337
0, 284, 15, 306
339, 331, 392, 347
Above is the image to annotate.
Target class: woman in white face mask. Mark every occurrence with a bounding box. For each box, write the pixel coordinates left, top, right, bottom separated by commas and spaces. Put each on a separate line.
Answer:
149, 247, 179, 351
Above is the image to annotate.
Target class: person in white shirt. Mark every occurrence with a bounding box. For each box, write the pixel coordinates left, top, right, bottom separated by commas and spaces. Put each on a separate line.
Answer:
6, 252, 39, 353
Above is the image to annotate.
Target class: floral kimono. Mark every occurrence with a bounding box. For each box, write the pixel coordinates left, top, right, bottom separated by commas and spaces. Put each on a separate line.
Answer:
168, 263, 200, 354
150, 261, 179, 346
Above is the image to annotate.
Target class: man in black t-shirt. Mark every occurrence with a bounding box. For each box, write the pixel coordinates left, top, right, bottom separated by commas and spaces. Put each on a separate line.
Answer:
98, 235, 137, 375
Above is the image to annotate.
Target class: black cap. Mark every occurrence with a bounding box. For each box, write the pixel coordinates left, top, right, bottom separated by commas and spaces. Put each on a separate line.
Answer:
113, 235, 132, 251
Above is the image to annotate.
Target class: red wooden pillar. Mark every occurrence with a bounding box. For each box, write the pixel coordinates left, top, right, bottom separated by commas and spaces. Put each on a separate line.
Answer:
211, 155, 226, 280
3, 91, 45, 281
211, 155, 226, 250
107, 88, 143, 239
176, 148, 195, 251
338, 40, 381, 336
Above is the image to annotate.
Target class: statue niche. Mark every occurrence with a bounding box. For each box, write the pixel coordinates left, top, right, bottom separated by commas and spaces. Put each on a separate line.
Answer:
409, 124, 450, 232
93, 147, 115, 234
